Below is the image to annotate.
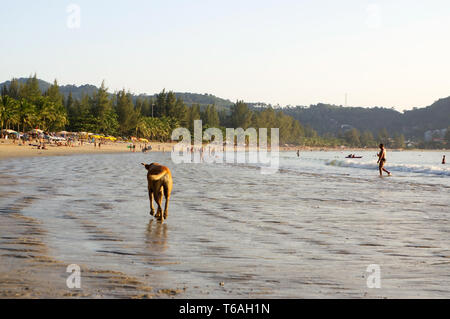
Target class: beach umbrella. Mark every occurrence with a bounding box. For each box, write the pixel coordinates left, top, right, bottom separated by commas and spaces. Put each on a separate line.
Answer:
1, 129, 17, 134
31, 129, 43, 134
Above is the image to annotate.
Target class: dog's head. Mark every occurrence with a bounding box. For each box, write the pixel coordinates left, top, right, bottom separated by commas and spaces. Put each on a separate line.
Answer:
141, 162, 157, 170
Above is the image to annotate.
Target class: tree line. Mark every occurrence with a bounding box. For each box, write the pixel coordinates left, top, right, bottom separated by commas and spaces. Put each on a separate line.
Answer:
0, 75, 311, 144
1, 75, 427, 147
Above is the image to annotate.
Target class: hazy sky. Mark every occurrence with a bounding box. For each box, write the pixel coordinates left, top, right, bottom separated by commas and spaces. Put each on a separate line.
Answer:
1, 0, 450, 111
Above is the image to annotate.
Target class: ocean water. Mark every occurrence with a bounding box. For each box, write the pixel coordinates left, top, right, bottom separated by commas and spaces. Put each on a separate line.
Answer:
0, 150, 449, 298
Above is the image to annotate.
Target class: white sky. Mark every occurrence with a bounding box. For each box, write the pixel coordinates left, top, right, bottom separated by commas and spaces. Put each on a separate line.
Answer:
1, 0, 450, 111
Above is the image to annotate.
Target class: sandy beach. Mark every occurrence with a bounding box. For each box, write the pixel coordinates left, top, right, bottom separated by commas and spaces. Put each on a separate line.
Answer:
0, 140, 178, 160
0, 207, 161, 298
1, 150, 449, 299
2, 137, 447, 299
0, 139, 387, 161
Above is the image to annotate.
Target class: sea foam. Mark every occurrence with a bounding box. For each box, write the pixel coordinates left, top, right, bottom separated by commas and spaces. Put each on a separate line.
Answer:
326, 159, 450, 176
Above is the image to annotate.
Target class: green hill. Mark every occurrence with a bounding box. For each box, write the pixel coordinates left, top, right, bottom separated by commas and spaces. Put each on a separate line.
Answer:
0, 78, 233, 110
282, 100, 449, 139
1, 77, 448, 139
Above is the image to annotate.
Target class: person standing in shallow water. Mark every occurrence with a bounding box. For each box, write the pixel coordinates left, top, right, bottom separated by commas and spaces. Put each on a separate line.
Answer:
443, 155, 446, 164
377, 143, 391, 176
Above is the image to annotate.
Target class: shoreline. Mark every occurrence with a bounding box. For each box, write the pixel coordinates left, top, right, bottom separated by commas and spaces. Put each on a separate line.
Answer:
0, 141, 175, 160
0, 140, 445, 161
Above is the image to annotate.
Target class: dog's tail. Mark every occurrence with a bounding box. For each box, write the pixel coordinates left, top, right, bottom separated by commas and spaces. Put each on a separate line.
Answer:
149, 170, 167, 180
142, 163, 168, 180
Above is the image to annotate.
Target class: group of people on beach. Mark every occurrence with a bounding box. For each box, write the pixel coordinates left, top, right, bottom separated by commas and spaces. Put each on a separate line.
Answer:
142, 144, 152, 153
93, 141, 102, 149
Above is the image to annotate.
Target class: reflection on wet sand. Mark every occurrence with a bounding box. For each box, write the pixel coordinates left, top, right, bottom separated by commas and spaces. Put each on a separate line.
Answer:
146, 220, 168, 253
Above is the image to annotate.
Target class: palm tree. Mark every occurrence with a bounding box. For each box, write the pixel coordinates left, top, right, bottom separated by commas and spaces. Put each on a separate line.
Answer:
135, 116, 150, 138
133, 116, 180, 141
34, 96, 68, 131
0, 97, 6, 134
0, 96, 20, 131
145, 117, 163, 140
19, 99, 37, 133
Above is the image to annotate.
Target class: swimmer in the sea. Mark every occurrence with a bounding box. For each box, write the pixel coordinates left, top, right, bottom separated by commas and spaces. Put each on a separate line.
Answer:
377, 143, 391, 176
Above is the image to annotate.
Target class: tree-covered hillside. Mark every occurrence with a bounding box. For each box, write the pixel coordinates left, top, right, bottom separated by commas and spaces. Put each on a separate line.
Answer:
402, 97, 450, 138
0, 78, 233, 110
0, 76, 311, 146
282, 100, 449, 139
1, 76, 449, 146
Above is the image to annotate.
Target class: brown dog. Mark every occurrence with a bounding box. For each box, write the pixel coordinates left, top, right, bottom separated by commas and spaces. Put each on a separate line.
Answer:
141, 163, 173, 221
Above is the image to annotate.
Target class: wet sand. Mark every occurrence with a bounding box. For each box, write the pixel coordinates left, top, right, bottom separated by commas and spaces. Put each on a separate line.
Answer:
0, 141, 177, 160
1, 151, 449, 299
0, 143, 182, 298
0, 183, 182, 298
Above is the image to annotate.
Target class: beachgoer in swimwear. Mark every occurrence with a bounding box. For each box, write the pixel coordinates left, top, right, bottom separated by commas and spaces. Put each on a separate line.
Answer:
377, 143, 391, 176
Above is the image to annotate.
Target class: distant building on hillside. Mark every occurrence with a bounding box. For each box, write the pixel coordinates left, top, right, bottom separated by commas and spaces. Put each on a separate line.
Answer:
406, 141, 417, 148
340, 124, 353, 131
424, 129, 447, 142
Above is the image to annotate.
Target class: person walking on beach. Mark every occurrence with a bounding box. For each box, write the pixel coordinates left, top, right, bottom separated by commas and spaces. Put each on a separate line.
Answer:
377, 143, 391, 176
443, 155, 446, 164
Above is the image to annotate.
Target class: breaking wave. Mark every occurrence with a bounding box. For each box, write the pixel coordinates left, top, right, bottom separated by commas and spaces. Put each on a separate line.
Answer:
326, 159, 450, 176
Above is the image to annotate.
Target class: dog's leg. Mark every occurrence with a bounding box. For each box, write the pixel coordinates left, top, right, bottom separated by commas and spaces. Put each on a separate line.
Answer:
148, 188, 155, 216
155, 188, 163, 221
163, 184, 171, 219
